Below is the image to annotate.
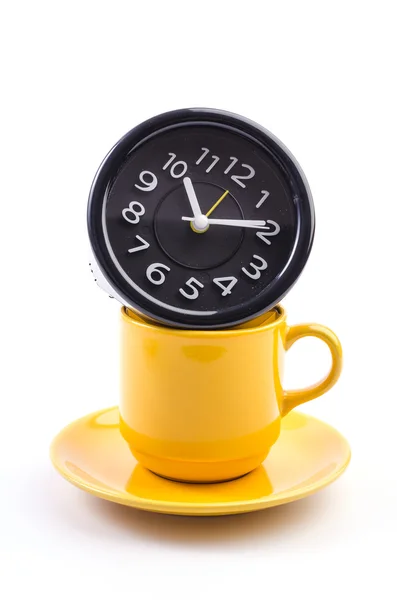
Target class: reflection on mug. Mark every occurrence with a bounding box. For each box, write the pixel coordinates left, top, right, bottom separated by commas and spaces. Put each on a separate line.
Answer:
182, 345, 227, 363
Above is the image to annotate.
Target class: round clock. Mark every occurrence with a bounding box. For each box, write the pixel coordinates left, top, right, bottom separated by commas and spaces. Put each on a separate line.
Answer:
88, 108, 315, 329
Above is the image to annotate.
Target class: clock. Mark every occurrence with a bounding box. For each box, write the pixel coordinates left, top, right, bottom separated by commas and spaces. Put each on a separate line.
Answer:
87, 108, 314, 329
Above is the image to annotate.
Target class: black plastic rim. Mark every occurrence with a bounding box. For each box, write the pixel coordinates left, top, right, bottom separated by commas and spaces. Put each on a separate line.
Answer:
87, 108, 315, 329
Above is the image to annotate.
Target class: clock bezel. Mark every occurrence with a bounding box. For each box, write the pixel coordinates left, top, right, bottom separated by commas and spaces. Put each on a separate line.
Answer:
87, 107, 315, 329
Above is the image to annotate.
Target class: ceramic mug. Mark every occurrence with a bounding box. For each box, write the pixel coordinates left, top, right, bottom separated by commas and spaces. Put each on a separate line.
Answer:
119, 306, 342, 483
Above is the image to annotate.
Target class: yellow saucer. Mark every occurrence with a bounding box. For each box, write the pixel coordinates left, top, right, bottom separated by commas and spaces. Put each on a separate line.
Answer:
50, 407, 350, 516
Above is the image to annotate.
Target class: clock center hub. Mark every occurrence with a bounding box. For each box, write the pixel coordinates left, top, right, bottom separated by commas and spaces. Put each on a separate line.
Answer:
191, 214, 209, 233
154, 182, 244, 270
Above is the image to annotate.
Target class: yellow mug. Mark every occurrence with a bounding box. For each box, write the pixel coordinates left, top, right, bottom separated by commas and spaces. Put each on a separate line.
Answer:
119, 306, 342, 483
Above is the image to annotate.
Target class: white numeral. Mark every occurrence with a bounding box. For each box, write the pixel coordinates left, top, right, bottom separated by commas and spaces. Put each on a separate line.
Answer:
146, 263, 170, 285
170, 162, 188, 178
162, 153, 176, 170
224, 157, 238, 174
128, 235, 150, 254
256, 190, 270, 208
134, 171, 158, 192
196, 147, 210, 165
206, 155, 220, 173
179, 277, 204, 300
162, 153, 187, 178
256, 220, 280, 245
231, 164, 256, 188
242, 255, 268, 280
195, 150, 255, 189
213, 276, 238, 296
122, 201, 145, 224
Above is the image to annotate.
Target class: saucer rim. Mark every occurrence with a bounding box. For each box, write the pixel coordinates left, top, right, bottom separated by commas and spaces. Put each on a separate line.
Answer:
50, 407, 351, 516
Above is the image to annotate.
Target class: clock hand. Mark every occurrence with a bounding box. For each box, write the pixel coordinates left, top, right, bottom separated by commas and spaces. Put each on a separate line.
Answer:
182, 216, 269, 229
182, 177, 203, 219
205, 189, 229, 217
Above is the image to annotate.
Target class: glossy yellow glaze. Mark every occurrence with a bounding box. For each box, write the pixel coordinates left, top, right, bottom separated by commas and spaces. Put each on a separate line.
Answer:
120, 306, 343, 482
50, 407, 351, 516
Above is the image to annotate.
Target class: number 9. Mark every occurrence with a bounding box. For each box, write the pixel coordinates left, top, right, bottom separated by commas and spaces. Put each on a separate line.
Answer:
135, 170, 158, 192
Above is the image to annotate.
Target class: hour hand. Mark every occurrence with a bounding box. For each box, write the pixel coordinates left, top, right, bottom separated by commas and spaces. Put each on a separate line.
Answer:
183, 177, 203, 219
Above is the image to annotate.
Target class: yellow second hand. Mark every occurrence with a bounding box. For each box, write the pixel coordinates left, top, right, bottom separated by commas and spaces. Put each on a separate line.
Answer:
206, 190, 229, 217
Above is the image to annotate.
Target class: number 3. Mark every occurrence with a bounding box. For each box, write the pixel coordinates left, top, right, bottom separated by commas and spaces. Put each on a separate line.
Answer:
242, 255, 268, 280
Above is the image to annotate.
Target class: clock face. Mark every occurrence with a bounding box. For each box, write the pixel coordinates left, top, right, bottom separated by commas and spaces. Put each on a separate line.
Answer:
88, 108, 314, 328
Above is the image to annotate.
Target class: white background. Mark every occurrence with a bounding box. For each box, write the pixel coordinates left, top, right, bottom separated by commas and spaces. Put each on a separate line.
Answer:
1, 1, 396, 598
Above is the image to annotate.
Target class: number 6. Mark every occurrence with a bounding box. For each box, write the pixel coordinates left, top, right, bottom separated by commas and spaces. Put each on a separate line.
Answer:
146, 263, 170, 285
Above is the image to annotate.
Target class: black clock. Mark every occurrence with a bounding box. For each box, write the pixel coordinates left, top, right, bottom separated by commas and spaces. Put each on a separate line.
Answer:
88, 108, 314, 329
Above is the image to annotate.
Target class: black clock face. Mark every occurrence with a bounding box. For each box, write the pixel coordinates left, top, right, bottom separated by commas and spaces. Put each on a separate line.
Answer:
88, 109, 314, 328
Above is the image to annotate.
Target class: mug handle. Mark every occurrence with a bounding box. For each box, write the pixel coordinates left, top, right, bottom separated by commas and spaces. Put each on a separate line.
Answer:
281, 324, 343, 416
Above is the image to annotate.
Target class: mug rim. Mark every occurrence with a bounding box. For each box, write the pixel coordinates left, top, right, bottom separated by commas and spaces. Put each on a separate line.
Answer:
121, 305, 286, 336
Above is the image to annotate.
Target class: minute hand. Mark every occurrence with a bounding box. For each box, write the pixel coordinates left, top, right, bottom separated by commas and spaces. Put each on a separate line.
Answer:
181, 217, 269, 229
